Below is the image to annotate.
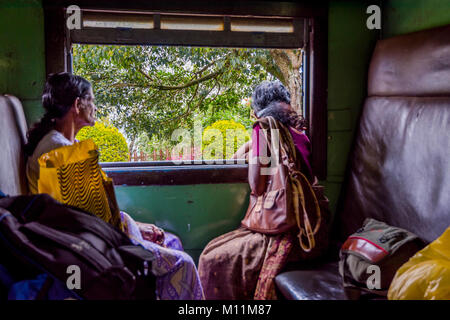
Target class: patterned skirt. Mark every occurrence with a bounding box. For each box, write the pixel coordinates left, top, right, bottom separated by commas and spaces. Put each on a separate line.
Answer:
198, 227, 297, 300
120, 212, 204, 300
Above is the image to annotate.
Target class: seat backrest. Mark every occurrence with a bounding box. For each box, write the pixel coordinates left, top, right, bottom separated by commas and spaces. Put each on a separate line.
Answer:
0, 95, 29, 196
337, 24, 450, 244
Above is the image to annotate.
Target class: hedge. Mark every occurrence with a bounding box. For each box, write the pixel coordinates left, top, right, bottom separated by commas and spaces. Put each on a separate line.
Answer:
76, 122, 129, 162
202, 120, 250, 160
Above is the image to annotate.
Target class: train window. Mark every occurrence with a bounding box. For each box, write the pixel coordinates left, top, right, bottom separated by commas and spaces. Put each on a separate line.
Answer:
70, 11, 305, 50
160, 15, 223, 31
73, 45, 299, 164
44, 4, 327, 178
69, 10, 307, 165
82, 11, 154, 29
230, 17, 294, 33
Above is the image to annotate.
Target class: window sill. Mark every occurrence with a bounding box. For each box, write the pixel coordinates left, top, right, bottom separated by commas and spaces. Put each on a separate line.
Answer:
101, 161, 248, 185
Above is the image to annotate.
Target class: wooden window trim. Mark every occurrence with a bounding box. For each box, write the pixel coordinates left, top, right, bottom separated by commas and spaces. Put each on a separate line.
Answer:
43, 0, 327, 181
102, 163, 248, 186
306, 15, 328, 180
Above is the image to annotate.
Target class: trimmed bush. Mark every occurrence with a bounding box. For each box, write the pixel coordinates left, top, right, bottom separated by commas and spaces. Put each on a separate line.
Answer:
202, 120, 250, 160
76, 122, 129, 162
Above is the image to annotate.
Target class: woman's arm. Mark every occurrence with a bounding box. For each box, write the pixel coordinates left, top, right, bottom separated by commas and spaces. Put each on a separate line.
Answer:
232, 140, 252, 160
248, 125, 269, 196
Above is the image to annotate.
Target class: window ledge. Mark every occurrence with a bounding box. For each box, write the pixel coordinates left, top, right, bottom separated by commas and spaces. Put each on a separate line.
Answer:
101, 161, 248, 185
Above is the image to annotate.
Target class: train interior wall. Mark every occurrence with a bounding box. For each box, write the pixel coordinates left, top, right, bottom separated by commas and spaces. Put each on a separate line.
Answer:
0, 0, 449, 263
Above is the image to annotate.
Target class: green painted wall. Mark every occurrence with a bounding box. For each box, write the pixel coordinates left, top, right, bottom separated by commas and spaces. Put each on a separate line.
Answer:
324, 0, 380, 216
383, 0, 450, 38
0, 0, 46, 124
115, 183, 250, 263
324, 0, 450, 218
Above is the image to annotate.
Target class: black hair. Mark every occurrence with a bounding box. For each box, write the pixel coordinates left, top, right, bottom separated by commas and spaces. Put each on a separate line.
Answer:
24, 72, 92, 156
251, 80, 306, 130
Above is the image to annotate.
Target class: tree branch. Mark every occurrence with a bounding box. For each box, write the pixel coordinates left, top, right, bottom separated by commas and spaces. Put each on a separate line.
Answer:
194, 60, 216, 76
170, 78, 218, 124
112, 69, 224, 91
138, 68, 157, 83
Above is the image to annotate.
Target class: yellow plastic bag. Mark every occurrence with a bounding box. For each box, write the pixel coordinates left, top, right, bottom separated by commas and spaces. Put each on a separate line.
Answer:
388, 227, 450, 300
37, 139, 123, 231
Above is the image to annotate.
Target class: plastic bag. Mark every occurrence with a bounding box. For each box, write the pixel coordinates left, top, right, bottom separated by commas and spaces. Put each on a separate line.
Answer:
37, 139, 123, 231
388, 226, 450, 300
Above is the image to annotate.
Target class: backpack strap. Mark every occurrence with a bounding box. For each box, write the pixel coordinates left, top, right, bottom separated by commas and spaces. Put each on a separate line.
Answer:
291, 171, 321, 252
278, 122, 321, 252
261, 116, 322, 252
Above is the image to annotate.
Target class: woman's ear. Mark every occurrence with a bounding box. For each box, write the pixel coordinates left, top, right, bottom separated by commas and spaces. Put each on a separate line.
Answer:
279, 101, 293, 112
73, 97, 81, 115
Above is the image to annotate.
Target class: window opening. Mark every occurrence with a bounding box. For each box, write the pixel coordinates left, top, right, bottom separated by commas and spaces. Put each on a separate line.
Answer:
70, 11, 306, 164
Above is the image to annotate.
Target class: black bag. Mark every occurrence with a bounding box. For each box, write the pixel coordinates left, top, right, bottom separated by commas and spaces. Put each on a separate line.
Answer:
0, 193, 156, 300
338, 218, 425, 299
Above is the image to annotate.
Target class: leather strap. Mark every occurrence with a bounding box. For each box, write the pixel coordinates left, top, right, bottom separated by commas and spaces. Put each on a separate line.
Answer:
272, 117, 321, 252
291, 171, 321, 252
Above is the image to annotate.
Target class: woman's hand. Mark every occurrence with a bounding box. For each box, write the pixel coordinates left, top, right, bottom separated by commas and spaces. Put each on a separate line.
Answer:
136, 222, 165, 246
232, 140, 252, 161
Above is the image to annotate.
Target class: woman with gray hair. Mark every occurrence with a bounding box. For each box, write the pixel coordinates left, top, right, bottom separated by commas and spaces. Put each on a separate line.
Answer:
24, 72, 204, 300
199, 80, 315, 300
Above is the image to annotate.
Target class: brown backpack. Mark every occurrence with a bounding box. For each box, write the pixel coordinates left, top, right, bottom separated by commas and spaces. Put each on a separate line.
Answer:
241, 116, 329, 254
0, 193, 156, 300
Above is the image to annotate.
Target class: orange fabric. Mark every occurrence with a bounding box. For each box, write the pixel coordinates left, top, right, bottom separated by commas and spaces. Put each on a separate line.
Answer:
254, 233, 295, 300
198, 228, 295, 300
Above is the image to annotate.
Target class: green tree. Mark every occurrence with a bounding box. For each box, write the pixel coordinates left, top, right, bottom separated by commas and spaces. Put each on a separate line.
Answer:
74, 46, 263, 148
76, 122, 129, 162
73, 45, 303, 154
202, 120, 250, 160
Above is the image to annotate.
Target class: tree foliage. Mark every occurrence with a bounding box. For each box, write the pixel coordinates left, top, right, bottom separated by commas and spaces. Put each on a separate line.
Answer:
76, 122, 129, 162
75, 46, 265, 144
73, 45, 303, 155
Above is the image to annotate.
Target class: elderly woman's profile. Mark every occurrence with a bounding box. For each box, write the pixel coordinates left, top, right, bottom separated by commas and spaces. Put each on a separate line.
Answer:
24, 72, 204, 300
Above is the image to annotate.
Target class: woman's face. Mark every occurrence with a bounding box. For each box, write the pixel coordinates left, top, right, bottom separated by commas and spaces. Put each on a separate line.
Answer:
76, 87, 97, 127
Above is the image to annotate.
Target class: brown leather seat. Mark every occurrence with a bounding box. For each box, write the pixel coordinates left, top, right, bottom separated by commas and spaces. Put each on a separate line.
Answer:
276, 261, 347, 300
0, 95, 29, 196
275, 24, 450, 300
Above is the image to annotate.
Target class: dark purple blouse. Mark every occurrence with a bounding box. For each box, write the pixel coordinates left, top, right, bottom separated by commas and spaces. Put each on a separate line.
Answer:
252, 123, 313, 181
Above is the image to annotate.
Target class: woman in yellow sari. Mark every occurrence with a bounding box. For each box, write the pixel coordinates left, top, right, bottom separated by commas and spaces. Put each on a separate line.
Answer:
24, 72, 203, 300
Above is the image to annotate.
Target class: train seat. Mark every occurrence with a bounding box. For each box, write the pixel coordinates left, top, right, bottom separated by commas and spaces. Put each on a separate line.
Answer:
0, 95, 29, 196
275, 24, 450, 300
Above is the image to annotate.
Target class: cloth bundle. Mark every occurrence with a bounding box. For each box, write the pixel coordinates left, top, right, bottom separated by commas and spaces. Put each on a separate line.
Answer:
37, 139, 123, 230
